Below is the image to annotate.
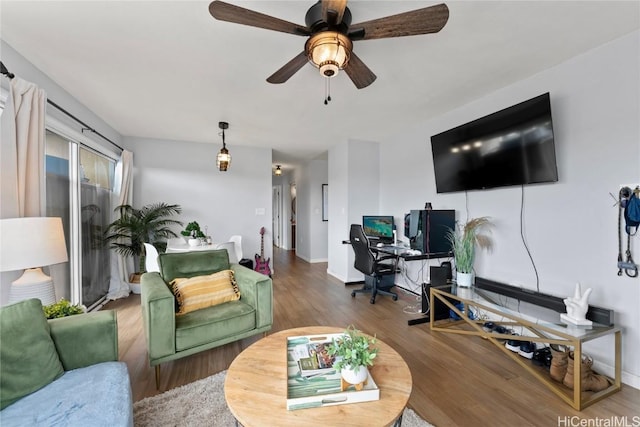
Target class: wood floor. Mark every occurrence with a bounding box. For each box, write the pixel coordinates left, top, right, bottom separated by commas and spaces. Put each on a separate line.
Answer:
105, 248, 639, 426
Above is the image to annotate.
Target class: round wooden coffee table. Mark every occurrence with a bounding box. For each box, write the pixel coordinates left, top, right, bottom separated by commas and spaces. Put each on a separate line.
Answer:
225, 326, 412, 427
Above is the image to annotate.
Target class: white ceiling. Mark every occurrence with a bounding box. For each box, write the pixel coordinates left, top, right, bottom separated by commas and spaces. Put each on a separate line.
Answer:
1, 1, 638, 170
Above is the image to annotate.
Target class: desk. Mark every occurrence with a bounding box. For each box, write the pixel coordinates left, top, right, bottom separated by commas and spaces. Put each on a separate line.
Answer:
341, 240, 451, 262
224, 326, 412, 427
374, 245, 451, 262
430, 284, 621, 410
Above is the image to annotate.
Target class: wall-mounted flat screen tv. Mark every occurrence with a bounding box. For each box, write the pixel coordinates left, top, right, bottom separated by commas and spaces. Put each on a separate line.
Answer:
430, 93, 558, 193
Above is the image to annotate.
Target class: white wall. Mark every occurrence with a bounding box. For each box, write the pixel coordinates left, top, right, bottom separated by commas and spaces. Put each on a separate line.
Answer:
295, 158, 328, 263
327, 139, 382, 282
127, 136, 273, 266
327, 142, 350, 280
375, 32, 640, 386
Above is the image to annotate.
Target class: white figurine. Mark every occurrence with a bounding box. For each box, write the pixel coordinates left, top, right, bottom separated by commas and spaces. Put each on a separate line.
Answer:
560, 283, 593, 326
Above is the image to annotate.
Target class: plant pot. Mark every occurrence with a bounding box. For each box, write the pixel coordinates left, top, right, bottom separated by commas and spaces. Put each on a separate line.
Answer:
188, 238, 200, 247
456, 271, 473, 287
340, 365, 369, 386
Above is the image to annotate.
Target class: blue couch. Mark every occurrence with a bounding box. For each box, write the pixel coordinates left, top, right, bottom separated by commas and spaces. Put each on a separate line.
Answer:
0, 299, 133, 426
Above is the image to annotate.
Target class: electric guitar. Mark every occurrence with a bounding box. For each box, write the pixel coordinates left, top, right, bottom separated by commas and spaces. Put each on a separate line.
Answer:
255, 227, 272, 277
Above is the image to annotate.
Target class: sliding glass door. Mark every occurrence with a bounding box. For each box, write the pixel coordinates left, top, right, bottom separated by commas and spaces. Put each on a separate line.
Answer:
45, 129, 116, 309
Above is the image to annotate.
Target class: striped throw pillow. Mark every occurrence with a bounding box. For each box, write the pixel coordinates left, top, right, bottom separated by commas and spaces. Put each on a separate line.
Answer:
171, 270, 240, 315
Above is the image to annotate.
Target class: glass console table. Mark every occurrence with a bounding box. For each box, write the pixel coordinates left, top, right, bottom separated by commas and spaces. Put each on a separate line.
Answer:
429, 284, 621, 410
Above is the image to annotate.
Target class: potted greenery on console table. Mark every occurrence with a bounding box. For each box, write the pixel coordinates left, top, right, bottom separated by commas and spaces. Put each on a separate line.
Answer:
181, 221, 206, 246
446, 216, 493, 287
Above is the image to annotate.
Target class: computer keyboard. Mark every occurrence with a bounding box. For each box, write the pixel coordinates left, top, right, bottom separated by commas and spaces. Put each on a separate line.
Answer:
382, 245, 409, 250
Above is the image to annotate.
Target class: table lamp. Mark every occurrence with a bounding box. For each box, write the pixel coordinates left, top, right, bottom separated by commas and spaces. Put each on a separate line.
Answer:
0, 217, 68, 305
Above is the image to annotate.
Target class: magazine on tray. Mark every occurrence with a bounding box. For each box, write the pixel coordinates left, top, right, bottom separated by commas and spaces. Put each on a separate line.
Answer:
286, 333, 380, 410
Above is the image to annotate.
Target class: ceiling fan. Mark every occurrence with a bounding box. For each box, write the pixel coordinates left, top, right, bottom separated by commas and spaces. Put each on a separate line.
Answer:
208, 0, 449, 90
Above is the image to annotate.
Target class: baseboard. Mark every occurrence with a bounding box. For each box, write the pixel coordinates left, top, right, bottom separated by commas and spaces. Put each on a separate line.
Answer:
326, 270, 346, 282
296, 254, 311, 263
294, 255, 328, 264
326, 270, 363, 284
623, 372, 640, 390
592, 360, 640, 390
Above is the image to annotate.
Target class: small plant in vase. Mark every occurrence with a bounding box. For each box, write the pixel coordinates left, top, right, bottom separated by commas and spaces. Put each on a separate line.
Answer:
327, 326, 378, 389
43, 299, 86, 319
181, 221, 205, 246
445, 216, 493, 287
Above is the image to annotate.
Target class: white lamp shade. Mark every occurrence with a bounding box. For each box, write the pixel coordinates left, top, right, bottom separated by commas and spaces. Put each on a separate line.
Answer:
0, 217, 69, 272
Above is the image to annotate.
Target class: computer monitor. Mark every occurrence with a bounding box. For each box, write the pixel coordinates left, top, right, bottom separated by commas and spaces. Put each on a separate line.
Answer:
362, 216, 394, 243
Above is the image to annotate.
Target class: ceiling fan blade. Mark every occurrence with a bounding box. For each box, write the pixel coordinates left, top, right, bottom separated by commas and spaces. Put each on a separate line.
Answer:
349, 3, 449, 41
209, 1, 310, 36
344, 52, 376, 89
322, 0, 347, 26
267, 52, 309, 84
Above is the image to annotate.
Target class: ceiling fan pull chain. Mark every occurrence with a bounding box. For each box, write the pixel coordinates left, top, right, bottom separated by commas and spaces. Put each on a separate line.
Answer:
324, 78, 332, 105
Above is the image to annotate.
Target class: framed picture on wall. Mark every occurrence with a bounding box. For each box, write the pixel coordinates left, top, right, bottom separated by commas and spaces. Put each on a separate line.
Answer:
322, 184, 328, 221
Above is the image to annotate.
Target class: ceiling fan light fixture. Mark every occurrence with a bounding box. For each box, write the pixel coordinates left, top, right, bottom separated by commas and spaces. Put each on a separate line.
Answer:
216, 121, 231, 172
306, 31, 352, 78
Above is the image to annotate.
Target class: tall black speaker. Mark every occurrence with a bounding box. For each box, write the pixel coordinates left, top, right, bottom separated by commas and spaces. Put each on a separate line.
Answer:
409, 209, 455, 254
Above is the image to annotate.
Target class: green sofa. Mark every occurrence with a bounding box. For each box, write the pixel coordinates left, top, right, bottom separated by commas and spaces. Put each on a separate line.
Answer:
141, 249, 273, 388
0, 299, 132, 426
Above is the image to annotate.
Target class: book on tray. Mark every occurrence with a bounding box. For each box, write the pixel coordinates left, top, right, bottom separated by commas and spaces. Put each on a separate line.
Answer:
286, 333, 380, 410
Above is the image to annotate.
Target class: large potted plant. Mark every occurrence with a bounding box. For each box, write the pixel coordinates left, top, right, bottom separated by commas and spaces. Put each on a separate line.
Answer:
445, 216, 493, 287
104, 203, 183, 283
327, 326, 378, 387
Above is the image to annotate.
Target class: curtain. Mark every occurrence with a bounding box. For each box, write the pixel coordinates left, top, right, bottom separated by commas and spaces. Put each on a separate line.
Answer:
0, 77, 46, 217
107, 149, 134, 300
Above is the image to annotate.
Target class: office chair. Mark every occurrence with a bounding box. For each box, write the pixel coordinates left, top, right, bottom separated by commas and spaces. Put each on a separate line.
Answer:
349, 224, 399, 304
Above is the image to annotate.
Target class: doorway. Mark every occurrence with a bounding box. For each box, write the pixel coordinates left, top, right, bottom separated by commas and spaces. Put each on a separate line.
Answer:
45, 129, 116, 310
290, 183, 296, 250
272, 185, 282, 248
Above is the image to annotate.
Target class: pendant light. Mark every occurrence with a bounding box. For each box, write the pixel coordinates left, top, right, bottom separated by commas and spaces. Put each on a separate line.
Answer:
274, 165, 282, 176
216, 121, 231, 171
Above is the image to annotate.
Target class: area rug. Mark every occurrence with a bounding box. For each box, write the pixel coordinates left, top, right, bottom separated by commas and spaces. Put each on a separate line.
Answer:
134, 370, 434, 427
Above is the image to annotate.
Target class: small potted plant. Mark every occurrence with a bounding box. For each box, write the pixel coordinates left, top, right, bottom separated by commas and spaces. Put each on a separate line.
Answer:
445, 216, 493, 287
43, 299, 86, 319
327, 326, 378, 386
181, 221, 205, 246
